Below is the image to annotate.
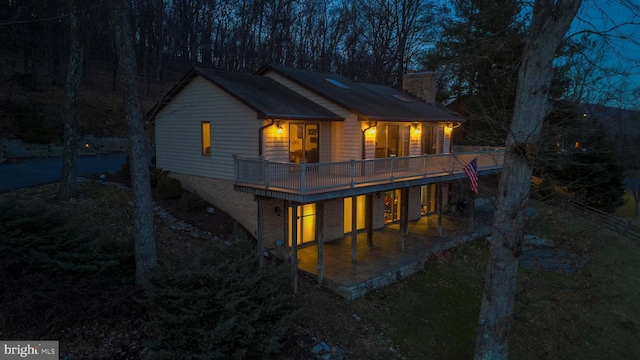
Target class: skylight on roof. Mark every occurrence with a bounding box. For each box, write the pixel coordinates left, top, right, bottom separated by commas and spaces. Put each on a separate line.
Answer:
325, 78, 350, 89
392, 94, 412, 102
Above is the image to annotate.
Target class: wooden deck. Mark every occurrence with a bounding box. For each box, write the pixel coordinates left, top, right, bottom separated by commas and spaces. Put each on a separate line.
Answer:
234, 150, 504, 202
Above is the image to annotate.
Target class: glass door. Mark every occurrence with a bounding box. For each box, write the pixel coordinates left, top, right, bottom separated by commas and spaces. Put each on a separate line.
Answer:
288, 204, 316, 246
375, 125, 409, 158
421, 184, 437, 215
421, 125, 437, 154
384, 190, 402, 223
289, 123, 319, 163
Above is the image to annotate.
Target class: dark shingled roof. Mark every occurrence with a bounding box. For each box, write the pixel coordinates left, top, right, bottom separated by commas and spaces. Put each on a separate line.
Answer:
148, 68, 343, 122
257, 64, 463, 123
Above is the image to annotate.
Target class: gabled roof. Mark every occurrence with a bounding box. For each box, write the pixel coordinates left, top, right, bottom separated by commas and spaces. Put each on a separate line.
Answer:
148, 67, 344, 122
256, 64, 463, 123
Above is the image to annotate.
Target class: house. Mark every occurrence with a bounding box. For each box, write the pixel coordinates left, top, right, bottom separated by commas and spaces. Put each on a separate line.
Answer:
149, 64, 504, 298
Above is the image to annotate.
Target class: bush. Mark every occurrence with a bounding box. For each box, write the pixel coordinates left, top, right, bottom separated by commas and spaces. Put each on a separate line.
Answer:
155, 177, 182, 199
0, 198, 134, 281
150, 167, 169, 189
178, 191, 208, 211
145, 228, 297, 360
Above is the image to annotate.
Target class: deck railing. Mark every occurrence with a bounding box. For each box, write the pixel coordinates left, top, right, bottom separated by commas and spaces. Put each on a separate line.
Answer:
234, 149, 504, 195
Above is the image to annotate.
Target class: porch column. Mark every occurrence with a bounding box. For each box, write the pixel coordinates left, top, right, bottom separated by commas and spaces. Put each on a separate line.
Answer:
291, 203, 298, 294
437, 183, 443, 236
351, 195, 357, 266
399, 188, 409, 251
316, 201, 324, 286
256, 196, 264, 265
283, 200, 289, 262
366, 194, 373, 246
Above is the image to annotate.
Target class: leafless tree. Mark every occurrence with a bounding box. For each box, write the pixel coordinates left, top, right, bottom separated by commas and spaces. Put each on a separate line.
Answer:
59, 0, 84, 200
112, 0, 157, 289
473, 1, 582, 358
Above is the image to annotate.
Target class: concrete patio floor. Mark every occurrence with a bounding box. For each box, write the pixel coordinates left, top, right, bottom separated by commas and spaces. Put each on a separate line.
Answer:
295, 202, 495, 299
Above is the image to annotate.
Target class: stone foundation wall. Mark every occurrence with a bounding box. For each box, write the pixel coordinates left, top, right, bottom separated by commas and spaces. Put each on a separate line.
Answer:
328, 260, 425, 300
170, 173, 258, 240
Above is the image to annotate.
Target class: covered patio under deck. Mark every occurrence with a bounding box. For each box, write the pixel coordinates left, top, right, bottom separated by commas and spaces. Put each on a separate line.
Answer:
293, 201, 495, 300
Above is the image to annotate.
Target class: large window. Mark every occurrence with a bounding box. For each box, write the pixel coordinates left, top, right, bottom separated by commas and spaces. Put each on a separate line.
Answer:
375, 125, 409, 158
289, 123, 319, 163
201, 122, 210, 155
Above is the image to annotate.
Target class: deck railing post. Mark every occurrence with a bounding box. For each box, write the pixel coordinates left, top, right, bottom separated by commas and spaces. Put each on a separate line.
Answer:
350, 159, 355, 188
450, 153, 454, 175
423, 154, 428, 177
390, 157, 395, 181
233, 155, 238, 183
301, 162, 306, 194
263, 160, 269, 189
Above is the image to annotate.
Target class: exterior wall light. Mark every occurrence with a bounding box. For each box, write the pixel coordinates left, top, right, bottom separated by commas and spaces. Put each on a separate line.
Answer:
411, 123, 421, 135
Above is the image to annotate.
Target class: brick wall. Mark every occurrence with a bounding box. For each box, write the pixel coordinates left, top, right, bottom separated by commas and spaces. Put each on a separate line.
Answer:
402, 72, 436, 104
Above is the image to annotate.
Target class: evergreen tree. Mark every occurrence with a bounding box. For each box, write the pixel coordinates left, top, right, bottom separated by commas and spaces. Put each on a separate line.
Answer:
425, 0, 525, 145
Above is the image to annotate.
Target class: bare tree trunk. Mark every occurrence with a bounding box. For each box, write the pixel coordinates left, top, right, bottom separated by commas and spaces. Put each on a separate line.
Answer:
112, 0, 157, 289
58, 0, 84, 200
473, 1, 582, 359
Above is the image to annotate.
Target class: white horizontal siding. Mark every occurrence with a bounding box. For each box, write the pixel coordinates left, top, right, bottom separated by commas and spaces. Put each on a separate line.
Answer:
155, 76, 261, 180
264, 122, 289, 161
333, 114, 361, 161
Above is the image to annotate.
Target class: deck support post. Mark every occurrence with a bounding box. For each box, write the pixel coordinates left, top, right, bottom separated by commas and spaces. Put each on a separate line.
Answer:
469, 190, 475, 231
283, 200, 289, 262
291, 203, 298, 294
437, 183, 443, 236
256, 196, 264, 265
351, 195, 357, 266
316, 201, 324, 286
366, 194, 373, 246
400, 188, 409, 251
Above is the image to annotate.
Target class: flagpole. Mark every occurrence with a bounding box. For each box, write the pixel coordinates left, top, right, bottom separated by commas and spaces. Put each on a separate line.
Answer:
463, 153, 479, 231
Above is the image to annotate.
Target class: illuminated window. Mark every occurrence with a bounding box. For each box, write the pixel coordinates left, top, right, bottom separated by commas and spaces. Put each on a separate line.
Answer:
201, 122, 211, 155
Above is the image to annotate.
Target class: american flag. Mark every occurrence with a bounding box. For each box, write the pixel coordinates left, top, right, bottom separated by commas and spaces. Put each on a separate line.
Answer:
463, 158, 478, 194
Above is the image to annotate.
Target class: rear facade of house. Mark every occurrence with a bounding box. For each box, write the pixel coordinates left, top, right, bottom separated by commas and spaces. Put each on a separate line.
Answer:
151, 64, 503, 258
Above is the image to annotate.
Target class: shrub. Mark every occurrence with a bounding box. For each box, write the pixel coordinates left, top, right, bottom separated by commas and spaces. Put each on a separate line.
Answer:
178, 191, 208, 211
145, 228, 297, 360
0, 198, 134, 280
155, 177, 182, 199
150, 168, 169, 189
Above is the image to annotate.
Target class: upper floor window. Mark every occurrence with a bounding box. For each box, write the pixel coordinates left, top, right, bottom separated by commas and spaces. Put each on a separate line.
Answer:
201, 121, 211, 155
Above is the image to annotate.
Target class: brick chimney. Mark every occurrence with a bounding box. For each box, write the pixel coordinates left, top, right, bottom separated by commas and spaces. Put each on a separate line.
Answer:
402, 71, 436, 104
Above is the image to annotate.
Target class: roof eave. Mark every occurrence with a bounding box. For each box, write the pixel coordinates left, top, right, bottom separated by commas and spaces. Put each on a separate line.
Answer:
147, 68, 199, 122
261, 114, 345, 121
366, 116, 466, 123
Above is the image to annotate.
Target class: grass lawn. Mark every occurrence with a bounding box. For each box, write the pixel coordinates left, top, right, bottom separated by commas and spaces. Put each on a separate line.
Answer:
616, 190, 639, 222
347, 200, 640, 359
